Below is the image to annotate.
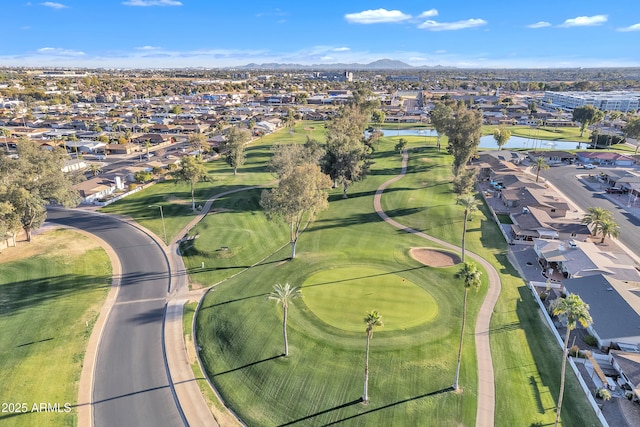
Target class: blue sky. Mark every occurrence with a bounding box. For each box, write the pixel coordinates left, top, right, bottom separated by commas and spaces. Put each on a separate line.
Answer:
2, 1, 639, 68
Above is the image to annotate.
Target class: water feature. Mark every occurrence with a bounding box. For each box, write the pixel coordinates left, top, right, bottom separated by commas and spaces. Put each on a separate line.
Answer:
374, 129, 583, 151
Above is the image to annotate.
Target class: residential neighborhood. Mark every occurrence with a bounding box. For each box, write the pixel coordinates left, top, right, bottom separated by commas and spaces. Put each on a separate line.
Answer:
3, 63, 640, 426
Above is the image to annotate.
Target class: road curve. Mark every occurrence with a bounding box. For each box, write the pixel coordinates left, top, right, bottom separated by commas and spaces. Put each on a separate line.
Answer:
47, 208, 186, 427
373, 150, 501, 427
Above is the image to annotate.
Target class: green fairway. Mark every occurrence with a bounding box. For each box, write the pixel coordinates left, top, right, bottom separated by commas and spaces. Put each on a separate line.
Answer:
0, 229, 111, 427
302, 266, 438, 332
107, 120, 600, 425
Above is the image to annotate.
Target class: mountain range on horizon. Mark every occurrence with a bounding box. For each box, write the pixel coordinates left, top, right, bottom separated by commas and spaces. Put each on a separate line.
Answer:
235, 59, 455, 71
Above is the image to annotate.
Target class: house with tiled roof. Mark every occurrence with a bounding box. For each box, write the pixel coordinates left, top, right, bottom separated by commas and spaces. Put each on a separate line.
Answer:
576, 151, 635, 167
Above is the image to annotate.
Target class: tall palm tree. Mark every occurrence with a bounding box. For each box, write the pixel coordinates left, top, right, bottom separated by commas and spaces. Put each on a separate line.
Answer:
453, 262, 482, 391
363, 310, 383, 404
0, 127, 10, 152
581, 207, 614, 241
267, 283, 301, 357
533, 156, 549, 183
598, 218, 620, 244
457, 193, 478, 262
551, 294, 592, 427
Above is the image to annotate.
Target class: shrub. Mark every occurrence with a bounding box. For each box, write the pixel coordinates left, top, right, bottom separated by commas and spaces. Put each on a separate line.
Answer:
584, 335, 598, 347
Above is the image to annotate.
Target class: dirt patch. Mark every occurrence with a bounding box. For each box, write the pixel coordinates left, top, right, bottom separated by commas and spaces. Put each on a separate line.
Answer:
0, 228, 100, 264
409, 247, 461, 268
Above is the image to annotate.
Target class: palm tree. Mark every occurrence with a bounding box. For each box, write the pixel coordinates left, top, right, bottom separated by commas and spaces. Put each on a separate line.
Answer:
363, 310, 383, 404
457, 193, 478, 262
267, 283, 301, 357
598, 218, 620, 244
0, 127, 10, 152
581, 207, 614, 241
533, 156, 549, 183
551, 294, 592, 427
453, 262, 482, 391
88, 164, 101, 176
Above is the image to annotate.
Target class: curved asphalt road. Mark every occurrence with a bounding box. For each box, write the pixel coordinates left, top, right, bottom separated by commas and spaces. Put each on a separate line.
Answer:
47, 209, 185, 427
542, 165, 640, 258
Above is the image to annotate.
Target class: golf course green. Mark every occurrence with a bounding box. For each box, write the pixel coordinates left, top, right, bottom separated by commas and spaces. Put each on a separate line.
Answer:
302, 266, 438, 332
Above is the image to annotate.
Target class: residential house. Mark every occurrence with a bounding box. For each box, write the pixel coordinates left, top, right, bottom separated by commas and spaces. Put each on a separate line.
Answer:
528, 151, 577, 164
534, 239, 640, 282
74, 177, 118, 204
510, 207, 590, 242
576, 151, 635, 167
500, 187, 569, 217
562, 274, 640, 349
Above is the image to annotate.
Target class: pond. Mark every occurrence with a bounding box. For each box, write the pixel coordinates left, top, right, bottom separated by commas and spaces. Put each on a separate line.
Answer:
375, 129, 583, 151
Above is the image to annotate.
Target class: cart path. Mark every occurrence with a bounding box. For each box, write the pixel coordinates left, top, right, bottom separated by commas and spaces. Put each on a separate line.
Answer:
373, 150, 501, 427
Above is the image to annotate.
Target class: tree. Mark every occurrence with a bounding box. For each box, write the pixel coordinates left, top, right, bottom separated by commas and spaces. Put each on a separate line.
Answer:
88, 164, 102, 176
260, 163, 332, 258
371, 109, 386, 130
268, 138, 325, 179
572, 105, 601, 138
0, 140, 80, 241
444, 103, 482, 178
174, 155, 209, 210
0, 199, 20, 247
458, 193, 479, 262
0, 127, 10, 152
453, 167, 478, 196
134, 170, 153, 183
188, 132, 207, 154
598, 218, 620, 244
453, 262, 482, 391
429, 102, 452, 150
144, 139, 152, 158
323, 104, 371, 198
222, 126, 250, 175
623, 116, 640, 154
582, 207, 615, 242
267, 283, 301, 357
363, 310, 383, 404
533, 156, 549, 183
395, 138, 407, 153
492, 126, 511, 150
551, 294, 592, 427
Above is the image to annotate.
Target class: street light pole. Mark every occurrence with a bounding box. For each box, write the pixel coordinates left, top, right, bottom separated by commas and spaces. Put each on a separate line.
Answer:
149, 204, 167, 245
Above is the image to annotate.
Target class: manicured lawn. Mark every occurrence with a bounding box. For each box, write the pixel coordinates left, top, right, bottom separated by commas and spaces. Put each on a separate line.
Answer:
482, 125, 592, 143
107, 120, 599, 425
380, 141, 600, 426
0, 229, 111, 427
302, 266, 438, 332
192, 133, 599, 426
100, 121, 326, 242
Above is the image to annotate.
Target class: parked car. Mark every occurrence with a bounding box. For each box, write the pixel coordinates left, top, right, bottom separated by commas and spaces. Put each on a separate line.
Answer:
606, 187, 624, 194
584, 163, 597, 169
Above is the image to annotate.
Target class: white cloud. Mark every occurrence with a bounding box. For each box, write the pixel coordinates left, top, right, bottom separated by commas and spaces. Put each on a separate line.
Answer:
345, 9, 411, 24
617, 23, 640, 32
41, 2, 68, 9
435, 50, 447, 54
418, 18, 487, 31
559, 15, 607, 27
527, 21, 551, 29
333, 47, 350, 52
122, 0, 182, 6
136, 46, 161, 50
417, 9, 438, 19
37, 47, 85, 56
320, 56, 334, 61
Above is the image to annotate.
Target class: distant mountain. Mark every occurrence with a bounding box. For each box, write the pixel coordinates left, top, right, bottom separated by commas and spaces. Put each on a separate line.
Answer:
236, 59, 417, 70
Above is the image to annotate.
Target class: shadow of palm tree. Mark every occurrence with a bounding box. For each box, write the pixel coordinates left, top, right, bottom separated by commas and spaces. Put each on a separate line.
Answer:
323, 387, 454, 425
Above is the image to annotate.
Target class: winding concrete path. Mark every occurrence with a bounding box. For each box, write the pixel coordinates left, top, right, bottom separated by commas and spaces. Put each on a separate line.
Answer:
373, 150, 502, 427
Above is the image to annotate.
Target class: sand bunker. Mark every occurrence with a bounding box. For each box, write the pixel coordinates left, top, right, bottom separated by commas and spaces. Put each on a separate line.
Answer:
410, 248, 461, 267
